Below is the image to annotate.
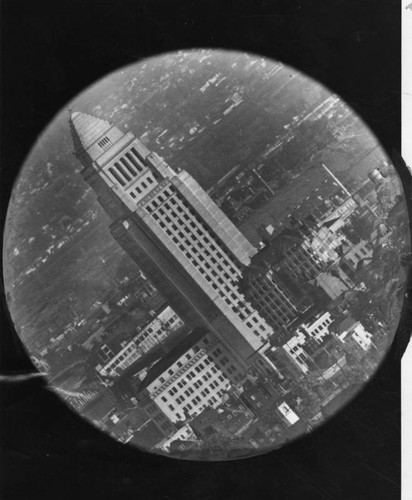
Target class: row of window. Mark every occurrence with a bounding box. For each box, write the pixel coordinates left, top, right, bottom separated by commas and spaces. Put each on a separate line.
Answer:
97, 136, 111, 149
148, 190, 244, 286
154, 208, 254, 318
159, 359, 231, 408
145, 187, 273, 339
106, 147, 151, 189
163, 192, 240, 273
104, 347, 139, 367
129, 174, 156, 198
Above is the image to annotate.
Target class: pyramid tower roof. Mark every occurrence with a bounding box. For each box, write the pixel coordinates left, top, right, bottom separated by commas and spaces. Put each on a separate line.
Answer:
69, 111, 115, 157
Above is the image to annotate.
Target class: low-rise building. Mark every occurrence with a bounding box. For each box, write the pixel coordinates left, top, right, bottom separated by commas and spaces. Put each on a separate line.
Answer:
155, 424, 199, 453
137, 328, 246, 424
135, 305, 184, 353
342, 239, 373, 271
96, 338, 142, 377
298, 311, 333, 342
277, 401, 300, 427
316, 268, 354, 300
306, 223, 346, 264
334, 317, 373, 358
278, 312, 334, 374
282, 330, 312, 374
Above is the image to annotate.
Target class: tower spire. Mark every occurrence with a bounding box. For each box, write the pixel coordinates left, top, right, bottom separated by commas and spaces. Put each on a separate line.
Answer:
69, 111, 123, 160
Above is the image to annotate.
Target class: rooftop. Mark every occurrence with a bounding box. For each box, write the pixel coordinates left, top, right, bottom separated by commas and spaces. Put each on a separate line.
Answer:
69, 111, 123, 160
70, 112, 112, 152
332, 316, 357, 335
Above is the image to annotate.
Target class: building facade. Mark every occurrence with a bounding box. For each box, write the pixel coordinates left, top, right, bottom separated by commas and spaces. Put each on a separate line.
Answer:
297, 312, 333, 342
95, 338, 142, 377
336, 320, 373, 354
135, 305, 184, 353
240, 268, 302, 333
137, 329, 246, 424
70, 112, 277, 367
281, 241, 323, 282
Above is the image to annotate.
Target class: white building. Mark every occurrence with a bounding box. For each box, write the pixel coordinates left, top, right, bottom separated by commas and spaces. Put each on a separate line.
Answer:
277, 401, 300, 426
96, 339, 142, 377
138, 329, 246, 423
337, 321, 373, 352
298, 312, 333, 342
135, 305, 184, 353
282, 312, 334, 373
304, 196, 358, 266
306, 224, 346, 264
155, 424, 198, 452
282, 330, 311, 374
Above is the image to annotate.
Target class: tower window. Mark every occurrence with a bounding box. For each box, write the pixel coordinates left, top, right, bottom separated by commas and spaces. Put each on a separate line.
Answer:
126, 151, 144, 173
115, 162, 132, 183
130, 147, 145, 164
98, 136, 111, 148
108, 167, 126, 186
120, 157, 137, 177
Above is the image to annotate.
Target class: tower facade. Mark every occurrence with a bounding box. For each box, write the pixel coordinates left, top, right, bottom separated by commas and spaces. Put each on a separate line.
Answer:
70, 112, 275, 365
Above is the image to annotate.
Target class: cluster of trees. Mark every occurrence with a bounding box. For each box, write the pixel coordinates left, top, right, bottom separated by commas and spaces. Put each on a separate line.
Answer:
349, 291, 388, 333
341, 215, 374, 244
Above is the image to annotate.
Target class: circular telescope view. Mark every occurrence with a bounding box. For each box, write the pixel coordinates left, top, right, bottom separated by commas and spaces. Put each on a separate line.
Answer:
3, 49, 410, 461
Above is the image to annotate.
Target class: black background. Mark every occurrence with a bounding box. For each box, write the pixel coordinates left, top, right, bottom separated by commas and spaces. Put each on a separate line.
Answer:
0, 0, 408, 499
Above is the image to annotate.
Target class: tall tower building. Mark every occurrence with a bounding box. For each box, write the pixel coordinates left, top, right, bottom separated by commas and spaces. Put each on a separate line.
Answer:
70, 112, 276, 367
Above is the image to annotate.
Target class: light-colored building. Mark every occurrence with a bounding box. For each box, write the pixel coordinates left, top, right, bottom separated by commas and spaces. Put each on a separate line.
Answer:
277, 401, 300, 426
138, 329, 246, 424
282, 330, 311, 374
281, 312, 334, 373
305, 224, 346, 264
155, 424, 198, 452
135, 305, 184, 353
96, 338, 142, 377
298, 312, 333, 342
337, 320, 373, 352
303, 196, 358, 266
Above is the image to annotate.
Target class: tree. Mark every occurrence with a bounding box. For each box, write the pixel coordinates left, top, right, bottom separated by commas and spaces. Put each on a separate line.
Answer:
349, 291, 386, 331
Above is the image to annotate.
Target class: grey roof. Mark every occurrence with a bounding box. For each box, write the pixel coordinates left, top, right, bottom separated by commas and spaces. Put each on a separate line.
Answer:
333, 316, 357, 335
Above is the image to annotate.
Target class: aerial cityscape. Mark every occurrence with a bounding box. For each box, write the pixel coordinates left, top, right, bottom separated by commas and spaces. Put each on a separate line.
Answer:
3, 49, 410, 460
